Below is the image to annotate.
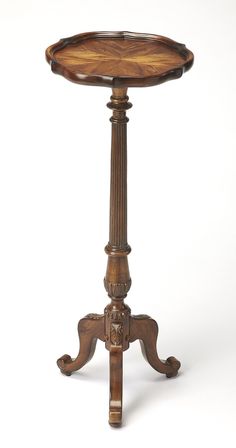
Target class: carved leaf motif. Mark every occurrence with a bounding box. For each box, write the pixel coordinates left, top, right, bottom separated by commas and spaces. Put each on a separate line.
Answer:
110, 323, 123, 346
104, 278, 132, 298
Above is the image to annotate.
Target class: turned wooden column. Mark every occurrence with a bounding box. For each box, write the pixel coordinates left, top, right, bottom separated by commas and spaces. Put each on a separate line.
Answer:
104, 88, 132, 426
104, 87, 132, 302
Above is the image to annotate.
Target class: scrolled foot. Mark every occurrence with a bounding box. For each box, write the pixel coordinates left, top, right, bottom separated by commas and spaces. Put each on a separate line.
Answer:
130, 315, 181, 378
57, 354, 73, 376
57, 313, 105, 376
109, 410, 122, 428
165, 356, 181, 378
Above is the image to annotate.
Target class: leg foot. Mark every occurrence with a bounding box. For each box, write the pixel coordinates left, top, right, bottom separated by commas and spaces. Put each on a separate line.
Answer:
130, 315, 181, 378
57, 313, 105, 376
109, 348, 123, 428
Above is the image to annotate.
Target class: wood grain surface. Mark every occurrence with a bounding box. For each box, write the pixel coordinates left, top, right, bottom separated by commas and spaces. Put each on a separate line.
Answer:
46, 31, 194, 87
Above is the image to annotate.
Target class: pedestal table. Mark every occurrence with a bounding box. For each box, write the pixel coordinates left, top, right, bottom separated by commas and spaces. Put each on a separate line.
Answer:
45, 31, 194, 427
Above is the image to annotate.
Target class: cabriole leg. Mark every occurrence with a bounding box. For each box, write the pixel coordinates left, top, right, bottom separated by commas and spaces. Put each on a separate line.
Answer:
57, 313, 105, 376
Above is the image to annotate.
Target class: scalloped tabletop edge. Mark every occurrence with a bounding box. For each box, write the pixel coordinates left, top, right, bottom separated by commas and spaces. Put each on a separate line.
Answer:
45, 30, 194, 88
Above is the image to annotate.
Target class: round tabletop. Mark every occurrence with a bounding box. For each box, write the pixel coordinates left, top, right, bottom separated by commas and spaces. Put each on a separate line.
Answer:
45, 31, 194, 88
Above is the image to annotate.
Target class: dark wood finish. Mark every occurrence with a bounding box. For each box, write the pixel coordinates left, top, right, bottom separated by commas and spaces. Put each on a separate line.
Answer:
57, 314, 105, 376
104, 89, 131, 426
46, 31, 193, 427
45, 31, 194, 88
104, 87, 132, 309
109, 349, 123, 427
130, 315, 181, 378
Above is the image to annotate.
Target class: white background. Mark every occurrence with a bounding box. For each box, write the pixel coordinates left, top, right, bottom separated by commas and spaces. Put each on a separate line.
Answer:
1, 0, 236, 446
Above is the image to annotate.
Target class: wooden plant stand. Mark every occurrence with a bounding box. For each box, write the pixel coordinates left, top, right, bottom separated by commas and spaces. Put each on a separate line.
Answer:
46, 31, 194, 427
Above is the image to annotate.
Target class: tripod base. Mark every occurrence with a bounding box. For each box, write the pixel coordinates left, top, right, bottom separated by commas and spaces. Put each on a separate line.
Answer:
57, 304, 181, 427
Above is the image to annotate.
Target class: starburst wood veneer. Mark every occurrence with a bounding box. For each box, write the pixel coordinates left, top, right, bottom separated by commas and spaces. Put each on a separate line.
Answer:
45, 31, 194, 427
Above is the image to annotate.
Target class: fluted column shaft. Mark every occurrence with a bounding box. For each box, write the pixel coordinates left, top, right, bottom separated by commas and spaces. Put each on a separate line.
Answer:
104, 88, 132, 302
109, 117, 127, 246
